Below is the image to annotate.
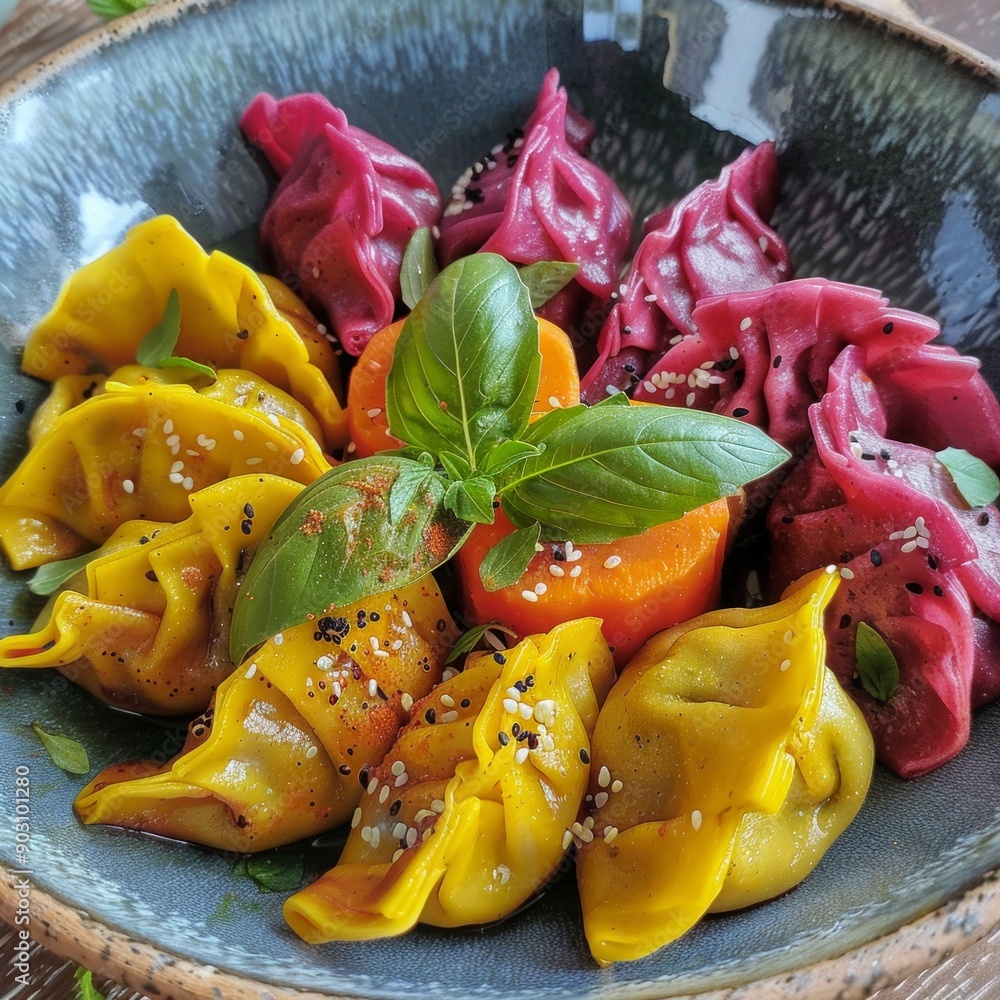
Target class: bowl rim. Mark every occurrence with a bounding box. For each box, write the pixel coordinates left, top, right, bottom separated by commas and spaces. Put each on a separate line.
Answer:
3, 0, 1000, 996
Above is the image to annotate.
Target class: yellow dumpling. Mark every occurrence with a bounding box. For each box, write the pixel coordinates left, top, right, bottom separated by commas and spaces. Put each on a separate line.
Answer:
21, 214, 347, 449
74, 577, 457, 853
0, 376, 330, 569
0, 475, 303, 715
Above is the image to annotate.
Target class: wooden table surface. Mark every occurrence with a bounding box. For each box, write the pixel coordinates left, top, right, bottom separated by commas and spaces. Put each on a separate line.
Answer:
2, 1, 1000, 998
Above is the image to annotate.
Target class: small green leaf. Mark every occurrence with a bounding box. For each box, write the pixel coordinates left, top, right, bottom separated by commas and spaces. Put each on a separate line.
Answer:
388, 463, 439, 525
231, 456, 473, 662
593, 389, 631, 407
31, 723, 90, 774
136, 289, 182, 366
479, 522, 541, 592
74, 967, 107, 1000
438, 450, 473, 482
443, 477, 497, 524
386, 253, 541, 470
86, 0, 148, 19
445, 623, 519, 664
400, 227, 439, 310
936, 447, 1000, 508
855, 622, 899, 702
243, 845, 304, 893
518, 261, 579, 309
28, 549, 99, 595
160, 356, 218, 381
482, 439, 545, 477
500, 403, 789, 543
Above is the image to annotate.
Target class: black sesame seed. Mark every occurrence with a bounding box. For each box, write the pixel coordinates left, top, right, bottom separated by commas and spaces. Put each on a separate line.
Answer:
860, 452, 875, 461
436, 619, 448, 632
772, 355, 782, 369
905, 582, 924, 594
882, 322, 894, 334
880, 448, 891, 460
424, 707, 437, 724
240, 519, 253, 535
621, 325, 632, 335
870, 549, 883, 567
839, 614, 852, 629
358, 767, 369, 788
733, 407, 750, 418
498, 731, 510, 746
579, 748, 590, 764
933, 585, 944, 597
389, 799, 402, 816
780, 514, 794, 524
839, 551, 854, 563
978, 512, 991, 526
14, 399, 24, 414
493, 652, 506, 665
338, 764, 351, 775
460, 698, 471, 708
145, 570, 158, 582
927, 553, 938, 570
511, 722, 521, 737
237, 329, 249, 340
525, 675, 535, 687
623, 362, 636, 374
369, 611, 381, 622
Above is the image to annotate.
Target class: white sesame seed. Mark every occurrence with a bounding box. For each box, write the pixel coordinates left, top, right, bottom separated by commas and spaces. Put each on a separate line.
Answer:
569, 565, 582, 578
534, 542, 545, 552
441, 667, 458, 682
565, 541, 575, 556
603, 826, 619, 844
245, 457, 263, 466
182, 477, 194, 491
547, 396, 562, 408
740, 317, 753, 331
406, 827, 418, 848
506, 687, 522, 702
503, 698, 519, 715
691, 809, 703, 831
521, 589, 539, 603
686, 392, 696, 406
605, 384, 619, 397
401, 693, 413, 712
391, 760, 406, 776
603, 555, 622, 569
244, 662, 257, 679
346, 441, 356, 453
534, 582, 547, 595
163, 419, 174, 434
360, 825, 372, 843
369, 826, 380, 850
517, 702, 534, 720
122, 479, 135, 494
533, 699, 557, 726
440, 694, 456, 708
133, 427, 147, 438
166, 434, 180, 448
265, 441, 279, 452
186, 449, 200, 458
394, 772, 409, 786
901, 539, 918, 553
233, 429, 245, 441
169, 460, 184, 474
598, 765, 611, 788
562, 829, 574, 850
730, 346, 740, 360
515, 747, 530, 764
780, 658, 791, 672
392, 822, 407, 839
379, 784, 390, 804
643, 380, 657, 393
594, 791, 609, 809
665, 388, 676, 400
367, 777, 378, 795
669, 334, 685, 346
368, 678, 378, 697
305, 745, 318, 759
402, 610, 413, 628
351, 808, 362, 829
611, 779, 623, 793
549, 564, 565, 577
916, 536, 930, 549
784, 630, 795, 644
390, 639, 404, 651
889, 529, 905, 540
644, 293, 658, 302
825, 564, 838, 575
758, 235, 769, 252
903, 526, 918, 539
414, 809, 435, 823
392, 848, 404, 863
567, 550, 582, 562
168, 472, 184, 484
367, 407, 383, 419
431, 799, 445, 813
839, 567, 855, 581
583, 816, 595, 830
316, 655, 334, 671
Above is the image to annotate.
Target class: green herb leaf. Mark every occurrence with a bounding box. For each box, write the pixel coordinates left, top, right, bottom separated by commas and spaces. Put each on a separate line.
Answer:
31, 722, 90, 774
135, 289, 217, 381
481, 439, 545, 476
479, 522, 541, 592
28, 549, 99, 595
400, 227, 439, 310
518, 261, 579, 309
936, 447, 1000, 508
443, 477, 497, 524
445, 623, 519, 664
231, 456, 473, 661
386, 253, 541, 470
243, 845, 304, 893
86, 0, 148, 19
388, 463, 440, 525
500, 403, 789, 543
74, 967, 107, 1000
855, 622, 899, 702
136, 289, 182, 366
438, 450, 473, 482
160, 356, 218, 381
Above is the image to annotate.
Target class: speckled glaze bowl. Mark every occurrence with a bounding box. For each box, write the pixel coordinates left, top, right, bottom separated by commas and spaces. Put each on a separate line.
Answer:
3, 0, 1000, 997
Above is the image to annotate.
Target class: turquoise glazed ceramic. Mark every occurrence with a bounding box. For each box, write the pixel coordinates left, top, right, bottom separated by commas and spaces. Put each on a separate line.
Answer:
2, 0, 1000, 996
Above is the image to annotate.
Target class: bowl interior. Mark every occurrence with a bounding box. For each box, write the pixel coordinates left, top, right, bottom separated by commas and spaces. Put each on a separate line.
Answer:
3, 0, 1000, 996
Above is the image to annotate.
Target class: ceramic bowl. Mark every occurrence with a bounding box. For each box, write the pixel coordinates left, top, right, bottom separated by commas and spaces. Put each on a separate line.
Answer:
2, 0, 1000, 996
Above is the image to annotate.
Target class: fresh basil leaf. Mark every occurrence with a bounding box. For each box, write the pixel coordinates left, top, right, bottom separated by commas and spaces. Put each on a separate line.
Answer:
500, 403, 789, 543
936, 447, 1000, 508
438, 450, 473, 482
160, 355, 218, 381
518, 261, 579, 309
388, 463, 441, 525
86, 0, 147, 19
136, 289, 182, 367
400, 227, 439, 310
243, 845, 304, 893
479, 522, 541, 592
31, 722, 90, 774
594, 389, 631, 407
444, 477, 497, 524
74, 967, 107, 1000
386, 253, 541, 469
482, 439, 545, 476
231, 456, 473, 661
855, 622, 899, 702
445, 623, 519, 664
28, 549, 99, 595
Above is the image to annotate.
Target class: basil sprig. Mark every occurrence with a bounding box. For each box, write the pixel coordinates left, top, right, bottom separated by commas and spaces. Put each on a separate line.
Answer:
231, 254, 789, 658
936, 447, 1000, 508
854, 621, 899, 702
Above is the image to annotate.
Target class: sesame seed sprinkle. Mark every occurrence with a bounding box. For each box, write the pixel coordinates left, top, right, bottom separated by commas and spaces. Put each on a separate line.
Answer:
515, 747, 530, 764
569, 565, 582, 578
603, 555, 622, 569
780, 658, 791, 672
594, 791, 609, 809
548, 396, 562, 408
379, 784, 390, 804
305, 745, 318, 759
521, 589, 539, 603
598, 765, 611, 788
534, 582, 547, 595
440, 694, 456, 708
549, 564, 565, 577
611, 779, 623, 793
122, 479, 135, 494
244, 663, 257, 679
562, 829, 574, 850
401, 693, 413, 711
233, 429, 245, 441
402, 611, 413, 628
603, 826, 619, 843
245, 457, 263, 466
739, 317, 753, 331
351, 808, 362, 828
691, 809, 703, 831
